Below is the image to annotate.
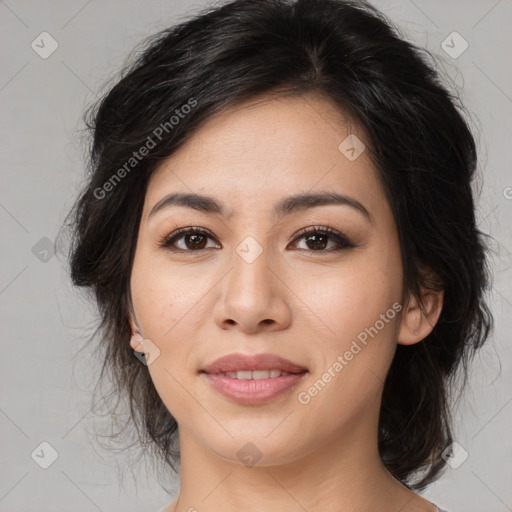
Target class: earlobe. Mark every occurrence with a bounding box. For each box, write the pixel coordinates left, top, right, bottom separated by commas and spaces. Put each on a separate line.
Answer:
130, 330, 145, 352
397, 288, 444, 346
128, 316, 144, 351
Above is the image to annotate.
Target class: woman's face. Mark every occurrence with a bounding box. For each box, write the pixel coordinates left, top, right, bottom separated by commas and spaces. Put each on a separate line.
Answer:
130, 93, 405, 466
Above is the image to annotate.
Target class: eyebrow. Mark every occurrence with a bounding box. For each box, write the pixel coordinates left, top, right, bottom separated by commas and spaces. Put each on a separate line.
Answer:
148, 191, 372, 223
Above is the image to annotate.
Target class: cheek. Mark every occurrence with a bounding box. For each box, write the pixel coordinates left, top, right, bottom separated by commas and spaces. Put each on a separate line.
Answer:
291, 242, 403, 403
131, 250, 200, 336
297, 256, 402, 344
292, 265, 401, 429
130, 254, 200, 423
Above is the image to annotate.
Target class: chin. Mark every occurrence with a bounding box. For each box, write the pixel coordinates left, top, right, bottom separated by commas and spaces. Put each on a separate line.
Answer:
201, 429, 308, 468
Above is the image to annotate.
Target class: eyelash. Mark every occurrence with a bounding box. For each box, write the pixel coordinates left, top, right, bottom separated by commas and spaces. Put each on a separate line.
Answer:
158, 225, 356, 254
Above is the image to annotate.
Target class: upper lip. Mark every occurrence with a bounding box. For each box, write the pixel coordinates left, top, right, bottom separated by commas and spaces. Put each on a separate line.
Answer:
201, 353, 308, 374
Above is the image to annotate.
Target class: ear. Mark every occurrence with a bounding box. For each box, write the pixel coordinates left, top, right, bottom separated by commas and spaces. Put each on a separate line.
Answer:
397, 286, 444, 346
128, 316, 144, 352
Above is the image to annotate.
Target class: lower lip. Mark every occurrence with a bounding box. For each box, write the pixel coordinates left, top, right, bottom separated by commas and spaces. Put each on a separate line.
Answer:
202, 372, 308, 405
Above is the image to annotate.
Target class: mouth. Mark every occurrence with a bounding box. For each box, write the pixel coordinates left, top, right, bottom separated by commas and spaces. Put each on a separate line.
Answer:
200, 353, 308, 405
201, 352, 308, 375
206, 369, 304, 379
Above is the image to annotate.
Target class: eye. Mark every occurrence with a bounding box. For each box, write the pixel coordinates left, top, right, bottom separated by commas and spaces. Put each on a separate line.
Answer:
159, 227, 220, 252
289, 226, 355, 252
158, 225, 355, 253
292, 226, 355, 252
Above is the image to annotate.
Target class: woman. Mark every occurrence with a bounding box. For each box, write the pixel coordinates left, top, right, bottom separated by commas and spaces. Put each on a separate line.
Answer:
66, 0, 492, 510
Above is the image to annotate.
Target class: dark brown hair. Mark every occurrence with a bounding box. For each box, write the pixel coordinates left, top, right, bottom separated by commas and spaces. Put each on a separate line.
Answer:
64, 0, 493, 492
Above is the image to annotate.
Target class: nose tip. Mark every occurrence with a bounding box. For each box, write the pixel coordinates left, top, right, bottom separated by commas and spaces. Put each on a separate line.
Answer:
215, 256, 292, 333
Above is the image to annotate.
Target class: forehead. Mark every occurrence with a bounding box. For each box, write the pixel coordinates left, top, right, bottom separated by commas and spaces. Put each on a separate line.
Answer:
143, 93, 388, 220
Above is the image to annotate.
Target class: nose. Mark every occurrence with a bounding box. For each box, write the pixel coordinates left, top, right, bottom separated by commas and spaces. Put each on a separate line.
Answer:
213, 242, 292, 333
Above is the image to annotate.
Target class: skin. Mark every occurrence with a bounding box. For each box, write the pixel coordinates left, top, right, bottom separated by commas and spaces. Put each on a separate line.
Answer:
129, 92, 444, 512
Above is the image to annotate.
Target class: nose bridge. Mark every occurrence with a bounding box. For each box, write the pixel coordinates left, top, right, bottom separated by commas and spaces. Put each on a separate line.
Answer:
214, 231, 291, 331
229, 233, 275, 301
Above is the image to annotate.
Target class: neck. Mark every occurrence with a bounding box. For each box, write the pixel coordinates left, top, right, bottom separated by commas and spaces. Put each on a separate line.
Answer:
169, 411, 432, 512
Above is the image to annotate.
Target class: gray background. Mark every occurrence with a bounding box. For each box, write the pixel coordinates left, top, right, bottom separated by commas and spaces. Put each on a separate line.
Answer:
1, 1, 511, 511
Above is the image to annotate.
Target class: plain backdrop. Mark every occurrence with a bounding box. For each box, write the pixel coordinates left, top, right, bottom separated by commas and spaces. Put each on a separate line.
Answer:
1, 1, 511, 511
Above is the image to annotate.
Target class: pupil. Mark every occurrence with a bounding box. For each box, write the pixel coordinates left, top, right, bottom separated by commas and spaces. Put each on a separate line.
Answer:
187, 234, 206, 249
308, 234, 327, 250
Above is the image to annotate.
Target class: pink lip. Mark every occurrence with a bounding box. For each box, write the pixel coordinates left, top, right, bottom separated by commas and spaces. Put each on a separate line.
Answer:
200, 353, 308, 405
203, 373, 308, 405
201, 352, 308, 374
